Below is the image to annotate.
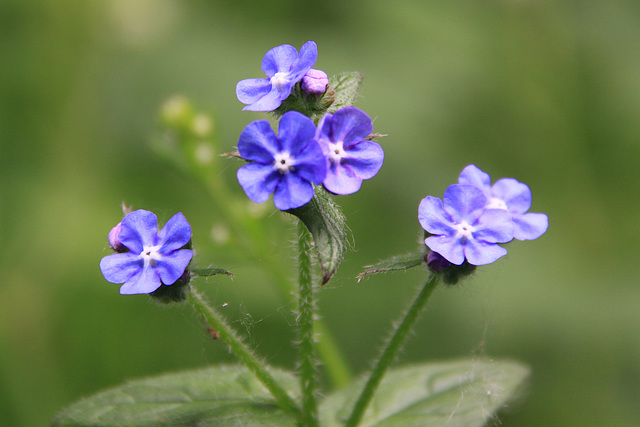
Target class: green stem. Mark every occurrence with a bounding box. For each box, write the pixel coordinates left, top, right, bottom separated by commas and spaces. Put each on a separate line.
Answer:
297, 221, 319, 426
186, 287, 300, 418
345, 274, 440, 427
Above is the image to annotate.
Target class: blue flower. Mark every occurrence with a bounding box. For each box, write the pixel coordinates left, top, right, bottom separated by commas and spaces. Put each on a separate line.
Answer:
458, 164, 549, 241
315, 107, 384, 195
418, 184, 514, 265
236, 41, 318, 111
236, 111, 326, 210
99, 210, 193, 295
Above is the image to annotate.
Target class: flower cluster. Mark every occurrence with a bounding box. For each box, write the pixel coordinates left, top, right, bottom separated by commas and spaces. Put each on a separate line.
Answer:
419, 165, 548, 267
99, 210, 193, 295
234, 41, 384, 211
236, 107, 384, 210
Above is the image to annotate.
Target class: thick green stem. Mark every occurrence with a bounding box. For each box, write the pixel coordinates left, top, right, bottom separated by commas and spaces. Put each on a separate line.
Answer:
297, 221, 319, 426
345, 274, 440, 427
186, 287, 300, 418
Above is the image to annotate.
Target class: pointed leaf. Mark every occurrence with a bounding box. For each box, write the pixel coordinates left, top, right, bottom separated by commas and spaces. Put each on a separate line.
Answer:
320, 359, 529, 427
52, 365, 298, 426
357, 252, 425, 282
191, 267, 234, 278
327, 72, 364, 114
288, 186, 349, 285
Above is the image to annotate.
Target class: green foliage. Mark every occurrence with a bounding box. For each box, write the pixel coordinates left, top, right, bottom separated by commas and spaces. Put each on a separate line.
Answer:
356, 252, 425, 282
321, 359, 530, 427
51, 359, 528, 426
288, 186, 350, 285
51, 365, 299, 427
326, 72, 364, 115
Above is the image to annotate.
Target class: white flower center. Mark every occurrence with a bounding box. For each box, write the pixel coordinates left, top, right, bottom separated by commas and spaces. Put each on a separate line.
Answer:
271, 72, 289, 91
139, 244, 162, 268
274, 152, 295, 174
454, 220, 476, 243
487, 197, 508, 211
328, 141, 346, 163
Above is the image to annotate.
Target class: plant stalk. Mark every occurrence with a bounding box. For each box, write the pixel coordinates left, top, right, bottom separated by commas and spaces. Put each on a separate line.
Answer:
186, 287, 300, 418
345, 274, 440, 427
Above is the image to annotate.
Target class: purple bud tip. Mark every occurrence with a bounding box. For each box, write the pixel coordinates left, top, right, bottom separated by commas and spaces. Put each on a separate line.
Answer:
426, 251, 451, 273
108, 222, 126, 252
301, 69, 329, 95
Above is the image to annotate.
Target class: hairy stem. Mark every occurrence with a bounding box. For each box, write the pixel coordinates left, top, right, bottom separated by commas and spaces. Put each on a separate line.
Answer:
345, 274, 440, 427
297, 221, 319, 426
186, 287, 300, 418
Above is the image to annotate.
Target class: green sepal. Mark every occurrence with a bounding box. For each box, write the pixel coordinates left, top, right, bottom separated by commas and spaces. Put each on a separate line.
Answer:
320, 359, 530, 426
326, 71, 364, 115
287, 186, 349, 285
357, 252, 425, 282
51, 365, 299, 426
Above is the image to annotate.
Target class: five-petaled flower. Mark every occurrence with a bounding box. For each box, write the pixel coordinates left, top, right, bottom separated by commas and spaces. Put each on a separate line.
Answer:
100, 210, 193, 295
236, 41, 318, 111
315, 107, 384, 195
419, 184, 514, 265
236, 111, 326, 210
458, 164, 548, 241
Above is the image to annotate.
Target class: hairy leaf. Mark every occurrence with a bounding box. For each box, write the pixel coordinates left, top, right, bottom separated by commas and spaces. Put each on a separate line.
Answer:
288, 186, 349, 285
191, 267, 233, 278
320, 359, 529, 426
51, 365, 298, 426
327, 72, 364, 114
357, 252, 425, 282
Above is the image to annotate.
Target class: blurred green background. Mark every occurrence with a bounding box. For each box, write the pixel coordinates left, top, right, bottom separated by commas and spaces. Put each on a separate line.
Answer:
2, 0, 639, 425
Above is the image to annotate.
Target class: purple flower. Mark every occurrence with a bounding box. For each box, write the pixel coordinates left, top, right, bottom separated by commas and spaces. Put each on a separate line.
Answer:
99, 210, 193, 295
458, 164, 548, 241
418, 184, 514, 265
315, 107, 384, 195
236, 111, 326, 210
236, 41, 318, 111
301, 69, 328, 95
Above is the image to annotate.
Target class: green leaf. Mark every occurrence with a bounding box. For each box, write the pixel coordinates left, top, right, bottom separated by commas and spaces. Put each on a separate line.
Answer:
357, 252, 425, 282
320, 359, 530, 427
191, 267, 234, 278
327, 72, 364, 114
288, 186, 349, 285
51, 365, 299, 427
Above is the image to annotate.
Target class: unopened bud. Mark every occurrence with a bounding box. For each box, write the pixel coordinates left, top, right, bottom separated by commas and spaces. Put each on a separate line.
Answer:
108, 222, 127, 252
301, 69, 329, 95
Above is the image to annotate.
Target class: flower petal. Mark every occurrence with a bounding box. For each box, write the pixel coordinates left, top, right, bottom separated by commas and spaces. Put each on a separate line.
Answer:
277, 111, 316, 154
323, 163, 362, 195
238, 120, 279, 162
156, 249, 193, 285
100, 252, 142, 284
331, 107, 373, 147
288, 41, 317, 82
343, 140, 384, 179
513, 212, 548, 241
118, 210, 158, 252
458, 164, 492, 197
290, 140, 326, 184
418, 196, 456, 236
262, 44, 298, 77
473, 209, 514, 243
442, 184, 487, 223
236, 78, 272, 105
463, 239, 508, 266
425, 235, 465, 265
242, 88, 286, 112
273, 172, 314, 210
157, 212, 191, 253
119, 265, 162, 295
237, 163, 281, 204
492, 178, 532, 214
